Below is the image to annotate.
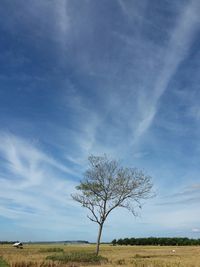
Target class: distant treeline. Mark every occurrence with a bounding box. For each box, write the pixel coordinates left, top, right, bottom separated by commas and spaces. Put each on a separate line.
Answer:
27, 240, 89, 244
0, 241, 19, 244
112, 237, 200, 246
0, 240, 89, 245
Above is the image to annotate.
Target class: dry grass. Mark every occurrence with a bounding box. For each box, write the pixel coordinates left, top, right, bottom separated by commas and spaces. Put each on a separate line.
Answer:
1, 244, 200, 267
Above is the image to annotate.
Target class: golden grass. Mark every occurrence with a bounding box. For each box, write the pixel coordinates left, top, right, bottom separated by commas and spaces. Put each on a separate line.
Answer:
1, 244, 200, 267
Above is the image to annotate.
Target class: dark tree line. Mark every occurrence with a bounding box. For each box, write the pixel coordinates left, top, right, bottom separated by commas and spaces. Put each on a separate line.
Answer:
0, 241, 19, 244
112, 237, 200, 246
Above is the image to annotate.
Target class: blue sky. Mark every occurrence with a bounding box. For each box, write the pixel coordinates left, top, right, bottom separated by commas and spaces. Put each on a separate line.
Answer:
0, 0, 200, 242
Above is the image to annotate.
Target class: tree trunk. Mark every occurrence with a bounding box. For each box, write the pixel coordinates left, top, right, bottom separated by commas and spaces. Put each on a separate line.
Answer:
96, 223, 103, 255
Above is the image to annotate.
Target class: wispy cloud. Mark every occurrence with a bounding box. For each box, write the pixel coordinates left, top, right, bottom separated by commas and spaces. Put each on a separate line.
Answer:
133, 0, 200, 142
158, 183, 200, 206
0, 132, 75, 185
0, 132, 81, 234
192, 228, 200, 233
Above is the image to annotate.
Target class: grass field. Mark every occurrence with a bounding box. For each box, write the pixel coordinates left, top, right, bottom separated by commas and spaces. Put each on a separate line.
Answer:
1, 244, 200, 267
0, 257, 9, 267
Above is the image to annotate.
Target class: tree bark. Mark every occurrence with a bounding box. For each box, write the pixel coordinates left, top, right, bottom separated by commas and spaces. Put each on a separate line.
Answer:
96, 223, 103, 255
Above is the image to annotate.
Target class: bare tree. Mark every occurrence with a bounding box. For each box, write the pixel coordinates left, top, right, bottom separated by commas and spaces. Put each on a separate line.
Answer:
72, 154, 153, 255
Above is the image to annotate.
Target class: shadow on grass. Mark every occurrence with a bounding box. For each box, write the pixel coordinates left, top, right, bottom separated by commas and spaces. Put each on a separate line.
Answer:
46, 251, 108, 264
39, 248, 64, 253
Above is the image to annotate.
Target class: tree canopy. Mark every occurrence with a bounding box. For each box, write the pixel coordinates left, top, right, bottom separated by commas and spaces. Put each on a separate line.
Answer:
72, 154, 154, 254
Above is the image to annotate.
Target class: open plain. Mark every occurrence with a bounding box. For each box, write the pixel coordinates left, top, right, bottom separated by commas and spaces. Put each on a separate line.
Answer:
1, 244, 200, 267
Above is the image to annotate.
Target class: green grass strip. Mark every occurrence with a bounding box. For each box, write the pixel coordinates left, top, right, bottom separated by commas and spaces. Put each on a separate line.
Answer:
39, 247, 64, 253
46, 251, 108, 264
0, 257, 9, 267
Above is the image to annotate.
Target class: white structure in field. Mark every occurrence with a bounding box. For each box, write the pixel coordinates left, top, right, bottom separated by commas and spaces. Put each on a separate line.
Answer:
12, 242, 23, 249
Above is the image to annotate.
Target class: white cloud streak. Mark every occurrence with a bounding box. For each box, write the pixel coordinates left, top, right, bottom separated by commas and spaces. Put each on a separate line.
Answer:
192, 228, 200, 233
134, 0, 200, 142
0, 132, 80, 233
